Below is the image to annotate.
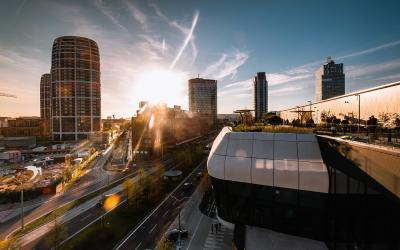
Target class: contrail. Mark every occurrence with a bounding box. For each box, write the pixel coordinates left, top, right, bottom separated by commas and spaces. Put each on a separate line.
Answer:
0, 92, 17, 98
169, 11, 199, 70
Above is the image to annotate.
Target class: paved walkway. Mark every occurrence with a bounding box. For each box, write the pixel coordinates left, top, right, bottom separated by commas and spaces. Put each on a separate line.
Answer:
166, 181, 233, 250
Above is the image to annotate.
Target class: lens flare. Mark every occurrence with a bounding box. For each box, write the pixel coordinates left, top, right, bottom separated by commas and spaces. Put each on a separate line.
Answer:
103, 194, 120, 211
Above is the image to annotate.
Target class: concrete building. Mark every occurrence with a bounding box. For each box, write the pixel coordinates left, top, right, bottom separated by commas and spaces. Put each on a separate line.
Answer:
40, 73, 51, 135
0, 117, 45, 137
253, 72, 268, 121
51, 36, 101, 141
316, 57, 345, 101
280, 81, 400, 124
188, 78, 217, 128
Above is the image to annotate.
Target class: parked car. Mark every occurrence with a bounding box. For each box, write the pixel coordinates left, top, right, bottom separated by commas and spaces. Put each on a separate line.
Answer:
182, 182, 192, 191
165, 228, 188, 241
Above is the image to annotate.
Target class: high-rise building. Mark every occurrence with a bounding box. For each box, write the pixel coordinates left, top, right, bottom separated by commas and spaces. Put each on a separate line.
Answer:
40, 73, 51, 135
315, 57, 345, 101
51, 36, 101, 141
188, 78, 217, 127
253, 72, 268, 121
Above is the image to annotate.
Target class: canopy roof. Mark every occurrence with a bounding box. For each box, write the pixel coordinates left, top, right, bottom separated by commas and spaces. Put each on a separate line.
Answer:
207, 127, 329, 193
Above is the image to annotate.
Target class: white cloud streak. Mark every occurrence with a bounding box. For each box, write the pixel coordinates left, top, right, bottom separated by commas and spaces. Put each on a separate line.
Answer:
93, 0, 129, 32
169, 11, 199, 70
203, 50, 249, 80
150, 2, 198, 64
346, 59, 400, 78
124, 0, 149, 32
337, 40, 400, 60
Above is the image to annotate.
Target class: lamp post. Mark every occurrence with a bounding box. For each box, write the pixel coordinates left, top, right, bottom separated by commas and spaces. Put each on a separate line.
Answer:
20, 186, 24, 231
171, 195, 191, 250
355, 94, 361, 133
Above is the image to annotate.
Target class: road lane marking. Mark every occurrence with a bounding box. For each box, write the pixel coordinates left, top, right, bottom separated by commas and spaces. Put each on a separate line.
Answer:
162, 210, 168, 217
134, 241, 142, 250
186, 213, 204, 249
149, 224, 157, 233
114, 159, 207, 250
79, 214, 92, 222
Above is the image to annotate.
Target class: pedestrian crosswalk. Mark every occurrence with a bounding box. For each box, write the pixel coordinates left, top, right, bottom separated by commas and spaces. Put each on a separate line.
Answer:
202, 223, 233, 250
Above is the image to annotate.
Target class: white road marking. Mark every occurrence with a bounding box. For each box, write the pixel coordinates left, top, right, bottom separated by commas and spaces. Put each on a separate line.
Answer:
162, 210, 169, 217
79, 214, 92, 222
134, 241, 142, 250
149, 224, 157, 233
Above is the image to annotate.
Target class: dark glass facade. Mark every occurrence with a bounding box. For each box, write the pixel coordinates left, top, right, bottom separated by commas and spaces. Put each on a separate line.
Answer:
253, 72, 268, 121
51, 36, 101, 141
40, 73, 51, 135
316, 58, 345, 101
211, 138, 400, 249
188, 78, 217, 128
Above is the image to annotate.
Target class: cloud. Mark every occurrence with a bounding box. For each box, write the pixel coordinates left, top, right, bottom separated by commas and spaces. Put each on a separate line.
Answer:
123, 0, 149, 32
169, 11, 199, 70
346, 59, 400, 78
269, 86, 305, 96
93, 0, 129, 32
337, 40, 400, 60
150, 2, 198, 64
203, 50, 249, 80
268, 72, 312, 86
375, 73, 400, 82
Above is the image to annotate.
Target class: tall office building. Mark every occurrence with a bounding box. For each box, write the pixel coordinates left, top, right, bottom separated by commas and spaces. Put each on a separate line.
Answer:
188, 78, 217, 127
51, 36, 101, 141
40, 73, 51, 135
253, 72, 268, 121
315, 57, 345, 101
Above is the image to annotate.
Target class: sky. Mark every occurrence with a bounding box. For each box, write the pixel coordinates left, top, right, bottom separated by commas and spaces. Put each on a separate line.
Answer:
1, 0, 400, 118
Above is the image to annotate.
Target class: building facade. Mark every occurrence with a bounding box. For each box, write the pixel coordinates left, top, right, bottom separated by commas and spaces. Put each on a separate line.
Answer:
253, 72, 268, 121
208, 128, 400, 249
280, 81, 400, 124
40, 73, 51, 135
51, 36, 101, 141
316, 57, 345, 101
188, 78, 217, 128
0, 117, 45, 137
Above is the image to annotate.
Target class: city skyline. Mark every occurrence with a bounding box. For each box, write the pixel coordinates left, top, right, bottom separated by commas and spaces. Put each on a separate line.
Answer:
1, 0, 400, 118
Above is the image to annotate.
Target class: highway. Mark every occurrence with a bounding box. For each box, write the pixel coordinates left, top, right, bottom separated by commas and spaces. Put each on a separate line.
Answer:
114, 159, 207, 250
0, 136, 126, 240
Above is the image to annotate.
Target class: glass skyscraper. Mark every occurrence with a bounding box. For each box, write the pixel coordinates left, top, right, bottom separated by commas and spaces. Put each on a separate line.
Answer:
253, 72, 268, 121
188, 78, 217, 128
51, 36, 101, 141
315, 57, 345, 101
40, 73, 51, 135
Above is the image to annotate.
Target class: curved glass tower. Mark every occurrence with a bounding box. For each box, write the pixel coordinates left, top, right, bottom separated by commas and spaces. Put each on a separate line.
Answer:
51, 36, 101, 141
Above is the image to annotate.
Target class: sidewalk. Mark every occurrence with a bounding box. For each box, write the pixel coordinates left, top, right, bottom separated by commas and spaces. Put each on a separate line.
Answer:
165, 181, 233, 250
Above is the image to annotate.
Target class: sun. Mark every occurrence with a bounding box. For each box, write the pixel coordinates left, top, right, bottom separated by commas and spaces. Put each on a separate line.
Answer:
134, 67, 187, 106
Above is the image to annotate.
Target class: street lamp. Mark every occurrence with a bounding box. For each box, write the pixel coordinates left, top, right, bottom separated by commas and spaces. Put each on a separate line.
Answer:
354, 94, 361, 133
170, 195, 191, 250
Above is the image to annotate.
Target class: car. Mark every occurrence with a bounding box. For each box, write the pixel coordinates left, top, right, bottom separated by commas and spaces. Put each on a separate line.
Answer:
196, 172, 203, 179
165, 228, 188, 241
182, 182, 192, 191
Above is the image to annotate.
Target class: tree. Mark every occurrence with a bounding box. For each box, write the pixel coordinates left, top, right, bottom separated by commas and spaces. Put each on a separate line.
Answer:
320, 110, 335, 124
122, 178, 134, 203
157, 236, 174, 250
264, 113, 283, 125
378, 112, 399, 143
45, 213, 68, 250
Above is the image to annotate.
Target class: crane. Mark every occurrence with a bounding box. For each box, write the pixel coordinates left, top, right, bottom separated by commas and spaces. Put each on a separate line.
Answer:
0, 92, 17, 98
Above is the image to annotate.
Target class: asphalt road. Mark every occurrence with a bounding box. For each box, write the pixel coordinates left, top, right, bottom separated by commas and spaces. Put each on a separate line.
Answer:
0, 143, 125, 240
115, 160, 207, 250
22, 158, 175, 250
